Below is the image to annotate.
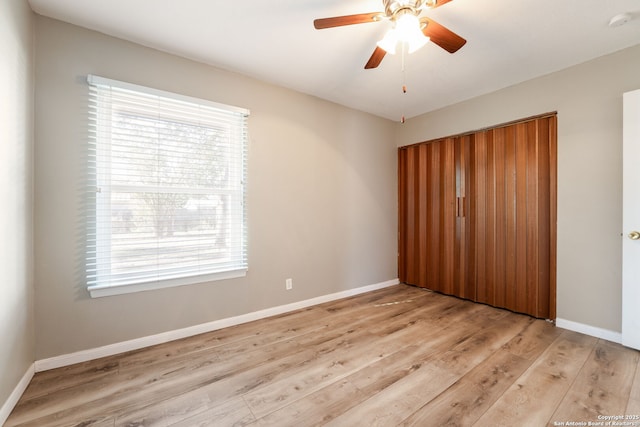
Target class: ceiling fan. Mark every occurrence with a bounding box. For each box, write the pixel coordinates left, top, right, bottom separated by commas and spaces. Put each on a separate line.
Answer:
314, 0, 466, 69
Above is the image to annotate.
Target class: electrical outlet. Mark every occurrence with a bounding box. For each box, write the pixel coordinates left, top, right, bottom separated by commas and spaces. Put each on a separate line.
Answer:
286, 278, 293, 290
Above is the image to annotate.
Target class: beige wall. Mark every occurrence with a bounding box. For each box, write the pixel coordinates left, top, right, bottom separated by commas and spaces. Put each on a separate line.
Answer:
397, 44, 640, 333
0, 0, 35, 411
33, 17, 398, 359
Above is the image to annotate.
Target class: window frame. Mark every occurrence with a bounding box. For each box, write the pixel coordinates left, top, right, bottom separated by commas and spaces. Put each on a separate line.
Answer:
86, 75, 249, 298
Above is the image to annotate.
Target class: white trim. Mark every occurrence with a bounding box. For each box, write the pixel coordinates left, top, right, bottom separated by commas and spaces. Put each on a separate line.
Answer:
35, 279, 399, 372
88, 269, 248, 298
622, 88, 640, 350
555, 318, 622, 344
0, 363, 35, 425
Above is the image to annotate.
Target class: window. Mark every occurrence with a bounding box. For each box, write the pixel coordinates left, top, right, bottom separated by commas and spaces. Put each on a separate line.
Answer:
86, 75, 249, 298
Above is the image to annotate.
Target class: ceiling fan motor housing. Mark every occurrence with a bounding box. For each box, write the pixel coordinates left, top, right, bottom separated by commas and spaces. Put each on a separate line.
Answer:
383, 0, 429, 18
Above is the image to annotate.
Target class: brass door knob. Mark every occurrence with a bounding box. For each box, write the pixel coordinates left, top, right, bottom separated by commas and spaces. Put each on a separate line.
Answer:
629, 231, 640, 240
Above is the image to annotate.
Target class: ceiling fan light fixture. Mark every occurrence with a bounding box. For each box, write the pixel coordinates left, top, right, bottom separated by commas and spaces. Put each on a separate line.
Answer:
407, 32, 429, 53
397, 13, 430, 53
377, 30, 398, 54
377, 11, 430, 55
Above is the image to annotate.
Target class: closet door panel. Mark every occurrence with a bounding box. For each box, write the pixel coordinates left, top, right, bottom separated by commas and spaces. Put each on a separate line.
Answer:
398, 148, 408, 283
525, 120, 541, 316
454, 136, 475, 300
398, 140, 456, 291
536, 118, 551, 318
514, 122, 530, 314
483, 118, 553, 318
418, 144, 429, 287
423, 143, 437, 289
439, 139, 457, 295
421, 140, 457, 293
503, 126, 518, 311
547, 116, 558, 320
491, 127, 508, 310
470, 132, 489, 305
461, 117, 554, 318
398, 145, 419, 285
446, 139, 458, 293
535, 116, 556, 318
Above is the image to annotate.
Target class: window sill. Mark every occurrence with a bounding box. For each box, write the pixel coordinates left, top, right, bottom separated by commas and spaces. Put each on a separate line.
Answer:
88, 269, 247, 298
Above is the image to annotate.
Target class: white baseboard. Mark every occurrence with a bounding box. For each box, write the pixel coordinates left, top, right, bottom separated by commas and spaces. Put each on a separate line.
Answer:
0, 363, 35, 426
35, 279, 399, 372
555, 318, 622, 344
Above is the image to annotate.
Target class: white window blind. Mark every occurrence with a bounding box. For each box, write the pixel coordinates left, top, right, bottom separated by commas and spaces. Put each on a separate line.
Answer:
87, 75, 249, 298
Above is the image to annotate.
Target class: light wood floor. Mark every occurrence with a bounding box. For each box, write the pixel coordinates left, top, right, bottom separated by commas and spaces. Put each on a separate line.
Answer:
6, 284, 640, 427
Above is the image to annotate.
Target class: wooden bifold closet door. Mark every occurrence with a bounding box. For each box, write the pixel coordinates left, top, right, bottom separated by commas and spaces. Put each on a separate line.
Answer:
398, 115, 557, 319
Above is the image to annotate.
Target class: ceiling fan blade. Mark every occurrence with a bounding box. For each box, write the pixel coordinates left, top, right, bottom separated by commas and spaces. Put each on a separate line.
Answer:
314, 12, 382, 29
421, 17, 466, 53
364, 46, 387, 69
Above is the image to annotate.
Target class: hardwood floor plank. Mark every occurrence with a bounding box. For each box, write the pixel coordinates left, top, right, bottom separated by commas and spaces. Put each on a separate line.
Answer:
243, 301, 474, 420
431, 311, 532, 376
18, 358, 120, 402
398, 349, 532, 426
5, 324, 333, 423
114, 388, 212, 426
322, 362, 459, 426
113, 331, 377, 424
251, 316, 489, 426
19, 306, 329, 407
250, 378, 364, 427
462, 301, 511, 324
242, 334, 392, 419
75, 418, 115, 427
501, 317, 562, 360
628, 361, 640, 415
346, 322, 483, 393
115, 307, 328, 374
323, 311, 530, 426
398, 317, 556, 426
6, 285, 639, 427
474, 330, 598, 427
165, 397, 255, 427
253, 376, 368, 427
117, 286, 423, 384
242, 296, 460, 419
630, 360, 640, 402
628, 399, 640, 420
550, 340, 639, 424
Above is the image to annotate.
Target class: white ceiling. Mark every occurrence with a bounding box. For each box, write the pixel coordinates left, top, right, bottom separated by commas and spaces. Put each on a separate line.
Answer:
28, 0, 640, 121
